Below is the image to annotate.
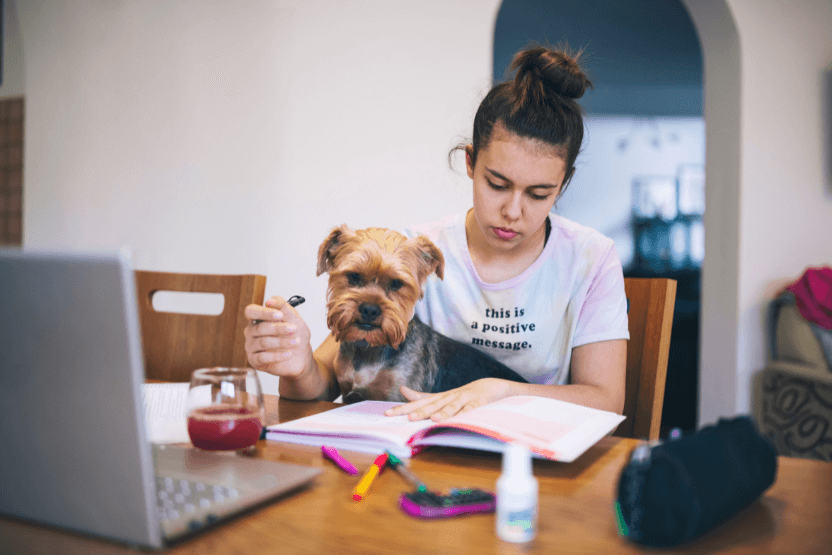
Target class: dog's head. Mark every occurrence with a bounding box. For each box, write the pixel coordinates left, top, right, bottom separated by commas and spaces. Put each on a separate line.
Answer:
316, 225, 444, 349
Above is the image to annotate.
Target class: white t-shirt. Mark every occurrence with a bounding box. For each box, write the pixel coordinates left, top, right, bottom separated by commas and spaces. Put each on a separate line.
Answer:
405, 212, 629, 386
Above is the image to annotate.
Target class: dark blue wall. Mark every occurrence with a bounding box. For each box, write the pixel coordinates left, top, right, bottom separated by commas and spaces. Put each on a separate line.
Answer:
493, 0, 703, 116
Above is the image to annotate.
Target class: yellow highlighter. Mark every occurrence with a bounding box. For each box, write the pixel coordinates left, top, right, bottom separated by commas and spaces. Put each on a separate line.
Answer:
352, 453, 389, 501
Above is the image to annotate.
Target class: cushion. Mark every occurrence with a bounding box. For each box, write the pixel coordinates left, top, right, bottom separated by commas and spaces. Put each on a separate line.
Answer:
775, 304, 828, 371
756, 362, 832, 461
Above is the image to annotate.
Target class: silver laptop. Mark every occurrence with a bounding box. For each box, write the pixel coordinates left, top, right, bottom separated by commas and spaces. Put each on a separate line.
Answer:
0, 248, 321, 549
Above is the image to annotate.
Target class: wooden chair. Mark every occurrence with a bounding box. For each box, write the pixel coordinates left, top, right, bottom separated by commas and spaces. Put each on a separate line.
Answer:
614, 277, 677, 441
135, 271, 266, 382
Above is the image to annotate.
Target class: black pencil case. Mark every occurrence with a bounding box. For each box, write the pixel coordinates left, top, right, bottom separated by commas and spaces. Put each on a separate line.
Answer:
616, 416, 778, 547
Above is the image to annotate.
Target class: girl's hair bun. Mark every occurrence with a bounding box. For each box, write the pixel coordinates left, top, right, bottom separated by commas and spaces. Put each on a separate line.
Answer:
510, 46, 592, 102
461, 43, 591, 198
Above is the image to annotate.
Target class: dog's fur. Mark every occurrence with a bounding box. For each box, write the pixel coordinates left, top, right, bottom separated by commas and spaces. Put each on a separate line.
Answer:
316, 224, 528, 403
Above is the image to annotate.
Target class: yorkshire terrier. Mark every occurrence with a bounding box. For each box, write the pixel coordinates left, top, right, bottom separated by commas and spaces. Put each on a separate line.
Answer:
316, 224, 528, 403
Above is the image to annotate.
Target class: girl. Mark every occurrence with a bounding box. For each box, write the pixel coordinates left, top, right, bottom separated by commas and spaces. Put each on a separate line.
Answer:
245, 45, 628, 421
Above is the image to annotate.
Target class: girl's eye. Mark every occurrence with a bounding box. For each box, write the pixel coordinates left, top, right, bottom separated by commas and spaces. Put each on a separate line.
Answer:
389, 279, 404, 292
346, 272, 362, 286
487, 180, 507, 191
529, 191, 550, 201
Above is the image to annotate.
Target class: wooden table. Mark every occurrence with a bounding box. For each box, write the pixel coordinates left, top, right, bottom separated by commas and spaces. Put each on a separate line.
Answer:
2, 395, 831, 554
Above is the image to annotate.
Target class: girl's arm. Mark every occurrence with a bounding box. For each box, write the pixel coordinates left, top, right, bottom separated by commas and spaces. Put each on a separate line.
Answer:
278, 333, 342, 402
544, 338, 626, 413
245, 296, 341, 402
385, 339, 626, 421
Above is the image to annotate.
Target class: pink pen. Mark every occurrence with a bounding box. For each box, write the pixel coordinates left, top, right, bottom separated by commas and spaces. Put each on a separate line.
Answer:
321, 445, 358, 475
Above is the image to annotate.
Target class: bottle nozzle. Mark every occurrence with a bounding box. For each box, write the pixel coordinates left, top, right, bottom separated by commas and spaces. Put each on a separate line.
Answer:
503, 443, 532, 477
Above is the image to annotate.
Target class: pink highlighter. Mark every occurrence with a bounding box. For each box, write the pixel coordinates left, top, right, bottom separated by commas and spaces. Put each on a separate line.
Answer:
321, 445, 358, 475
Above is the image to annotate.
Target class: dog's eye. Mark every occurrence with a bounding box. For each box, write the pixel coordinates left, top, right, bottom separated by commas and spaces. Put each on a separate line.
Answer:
346, 272, 362, 286
388, 279, 404, 292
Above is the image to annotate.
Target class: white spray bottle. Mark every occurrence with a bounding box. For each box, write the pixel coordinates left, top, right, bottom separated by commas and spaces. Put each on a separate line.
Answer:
496, 442, 538, 543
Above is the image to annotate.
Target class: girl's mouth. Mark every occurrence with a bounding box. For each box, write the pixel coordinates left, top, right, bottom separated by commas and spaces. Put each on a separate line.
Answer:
493, 227, 519, 240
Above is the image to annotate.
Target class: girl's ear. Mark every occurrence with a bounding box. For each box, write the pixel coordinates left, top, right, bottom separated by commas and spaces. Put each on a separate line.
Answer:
465, 144, 475, 179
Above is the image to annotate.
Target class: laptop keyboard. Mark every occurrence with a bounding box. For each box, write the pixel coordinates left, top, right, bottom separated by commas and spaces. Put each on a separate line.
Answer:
155, 475, 239, 523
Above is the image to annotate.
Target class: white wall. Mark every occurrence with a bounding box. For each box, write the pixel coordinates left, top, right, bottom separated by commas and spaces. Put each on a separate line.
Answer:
730, 0, 832, 417
685, 0, 832, 425
18, 0, 501, 393
16, 0, 832, 410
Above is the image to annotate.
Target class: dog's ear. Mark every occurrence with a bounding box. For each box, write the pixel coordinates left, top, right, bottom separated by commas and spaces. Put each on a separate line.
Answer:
316, 224, 353, 276
410, 234, 445, 282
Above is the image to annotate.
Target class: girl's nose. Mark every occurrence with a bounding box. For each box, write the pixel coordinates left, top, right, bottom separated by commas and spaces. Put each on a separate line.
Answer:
503, 192, 523, 220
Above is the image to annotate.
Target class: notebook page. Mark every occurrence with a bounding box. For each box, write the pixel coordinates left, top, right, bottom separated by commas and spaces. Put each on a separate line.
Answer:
413, 395, 625, 461
266, 400, 433, 457
141, 383, 190, 444
143, 383, 190, 419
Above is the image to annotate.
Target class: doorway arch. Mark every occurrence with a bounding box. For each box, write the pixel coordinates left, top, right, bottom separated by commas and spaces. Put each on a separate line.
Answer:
678, 0, 741, 428
493, 0, 703, 117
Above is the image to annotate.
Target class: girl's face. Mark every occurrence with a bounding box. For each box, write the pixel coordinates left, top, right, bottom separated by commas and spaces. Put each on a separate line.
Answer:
466, 126, 567, 256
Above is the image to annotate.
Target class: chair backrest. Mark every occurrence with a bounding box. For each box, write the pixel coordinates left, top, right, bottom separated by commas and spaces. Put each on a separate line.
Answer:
135, 271, 266, 382
614, 277, 677, 441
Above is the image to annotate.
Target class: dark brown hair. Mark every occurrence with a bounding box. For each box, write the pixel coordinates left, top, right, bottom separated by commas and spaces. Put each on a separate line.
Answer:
461, 45, 592, 196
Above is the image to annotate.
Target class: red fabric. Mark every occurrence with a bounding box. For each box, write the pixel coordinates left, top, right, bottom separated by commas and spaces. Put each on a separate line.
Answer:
787, 266, 832, 330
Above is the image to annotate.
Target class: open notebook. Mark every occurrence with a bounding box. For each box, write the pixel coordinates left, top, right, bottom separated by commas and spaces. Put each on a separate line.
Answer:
143, 382, 197, 444
268, 396, 625, 462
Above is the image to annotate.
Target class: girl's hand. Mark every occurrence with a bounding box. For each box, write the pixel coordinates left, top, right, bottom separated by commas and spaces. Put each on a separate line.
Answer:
384, 378, 516, 421
244, 296, 312, 379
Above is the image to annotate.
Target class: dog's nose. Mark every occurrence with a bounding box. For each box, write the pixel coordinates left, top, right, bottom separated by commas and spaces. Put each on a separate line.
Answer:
358, 302, 381, 323
344, 391, 365, 404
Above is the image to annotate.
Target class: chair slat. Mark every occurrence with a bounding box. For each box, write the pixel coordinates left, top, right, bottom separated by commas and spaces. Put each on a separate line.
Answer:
135, 271, 266, 382
615, 278, 677, 440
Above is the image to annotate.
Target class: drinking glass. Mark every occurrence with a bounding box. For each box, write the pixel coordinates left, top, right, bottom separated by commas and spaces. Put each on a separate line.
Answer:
186, 368, 265, 451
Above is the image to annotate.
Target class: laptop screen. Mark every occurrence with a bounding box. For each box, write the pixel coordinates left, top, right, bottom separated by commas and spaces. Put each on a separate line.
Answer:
0, 249, 161, 546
